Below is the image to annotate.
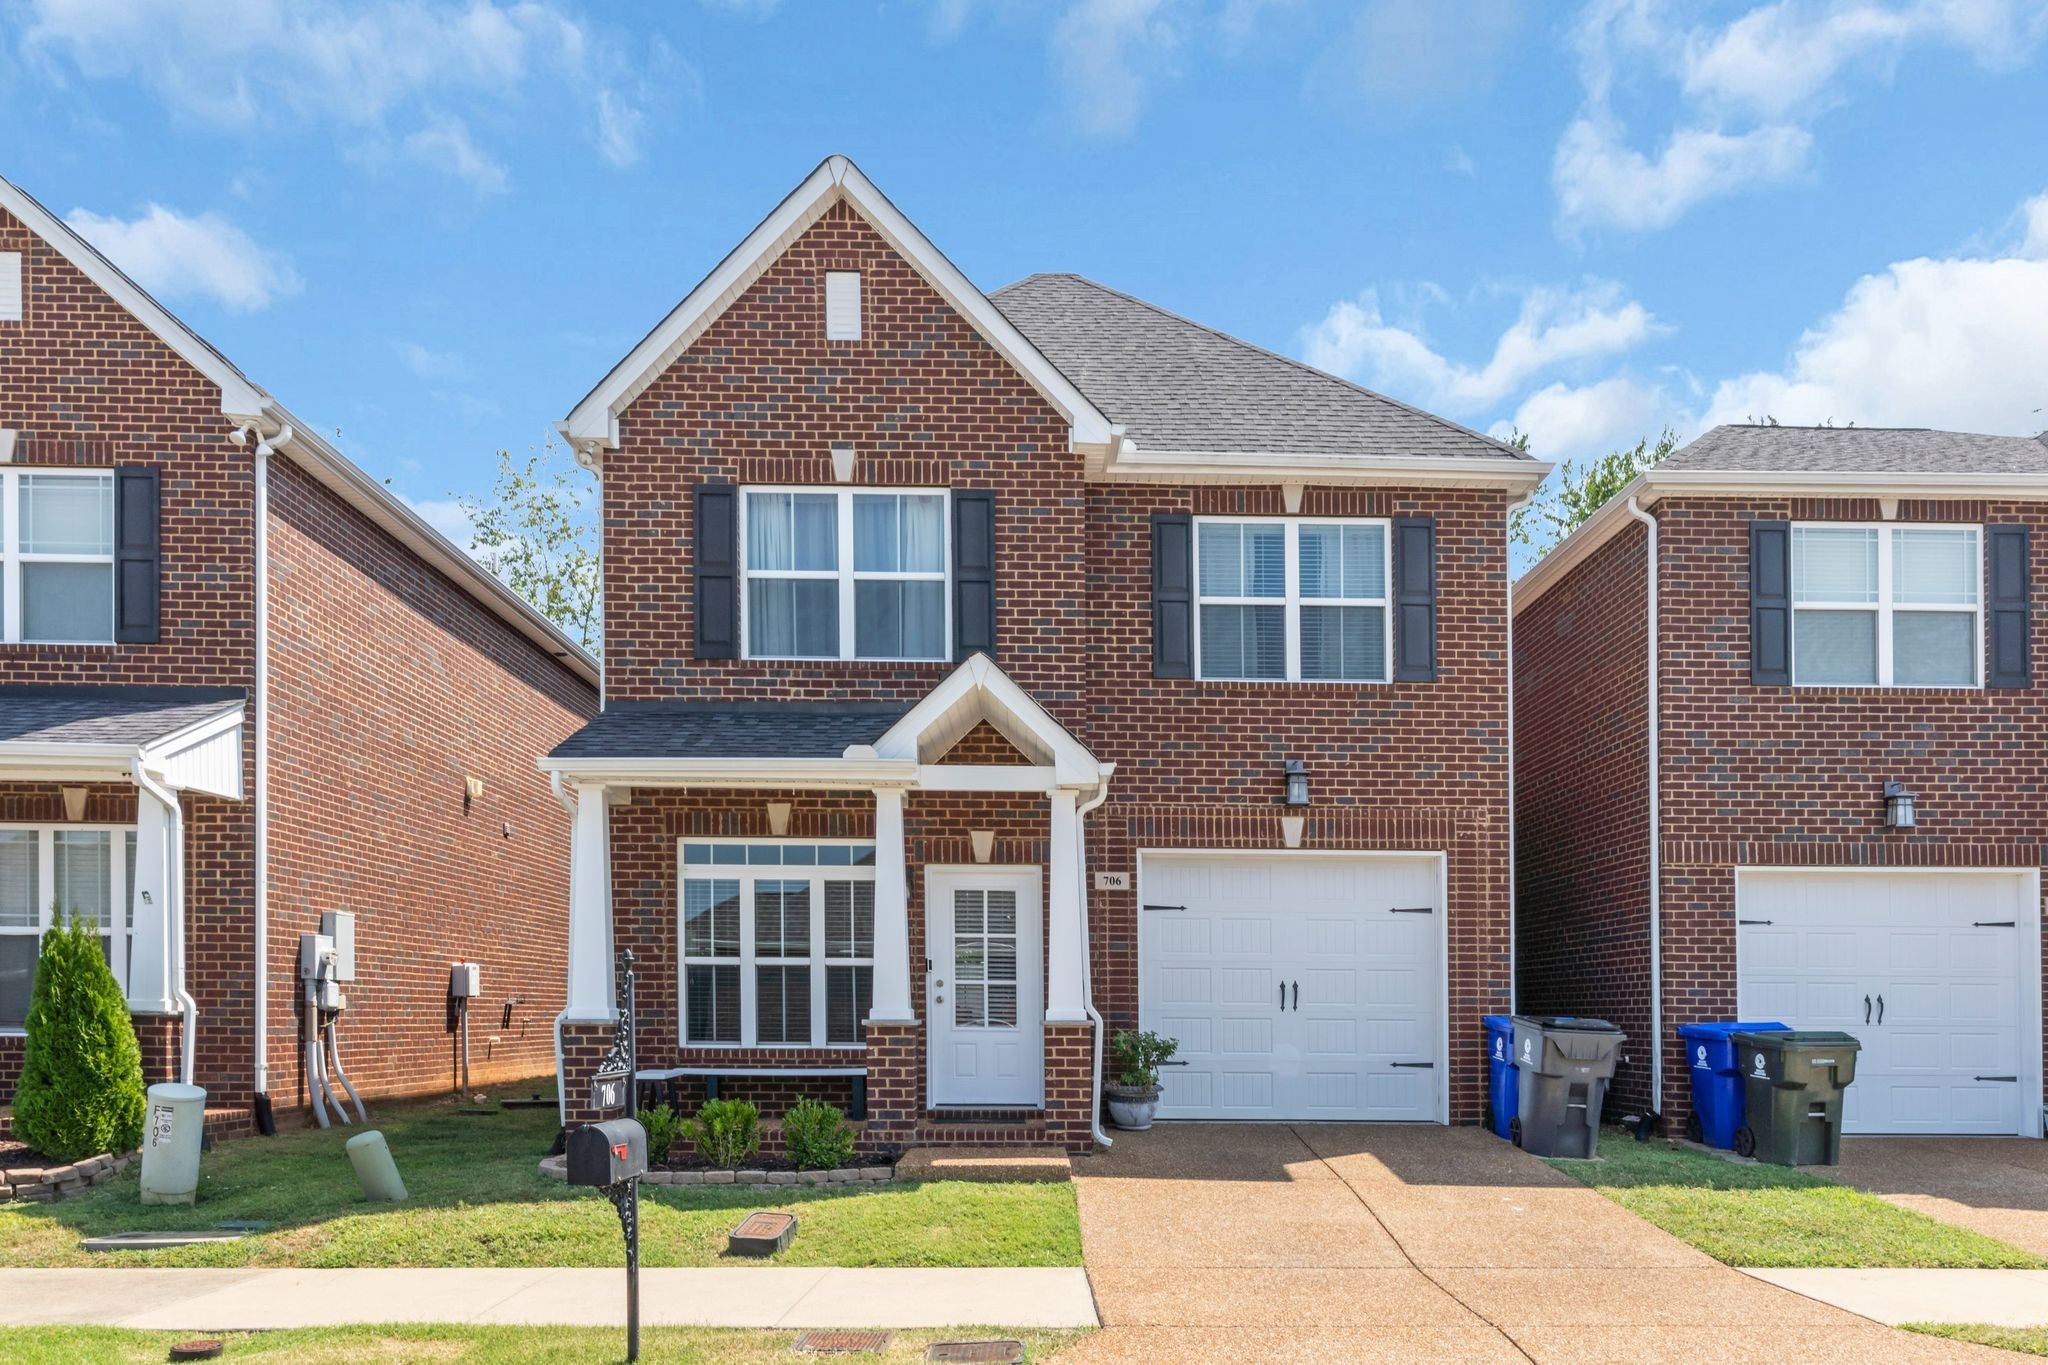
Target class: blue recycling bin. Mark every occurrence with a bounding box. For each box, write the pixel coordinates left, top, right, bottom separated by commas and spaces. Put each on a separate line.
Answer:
1483, 1015, 1517, 1139
1677, 1020, 1790, 1148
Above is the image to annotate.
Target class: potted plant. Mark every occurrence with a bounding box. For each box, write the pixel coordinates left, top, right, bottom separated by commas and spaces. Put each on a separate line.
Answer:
1105, 1029, 1178, 1131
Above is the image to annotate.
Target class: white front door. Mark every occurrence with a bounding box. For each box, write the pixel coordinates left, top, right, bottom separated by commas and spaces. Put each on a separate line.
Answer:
1139, 851, 1444, 1122
1737, 869, 2041, 1136
927, 867, 1044, 1107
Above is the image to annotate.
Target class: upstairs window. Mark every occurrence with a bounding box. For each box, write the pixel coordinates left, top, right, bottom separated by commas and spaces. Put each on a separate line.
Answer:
825, 270, 861, 340
1792, 523, 1981, 687
1195, 517, 1390, 682
3, 469, 115, 644
742, 487, 949, 661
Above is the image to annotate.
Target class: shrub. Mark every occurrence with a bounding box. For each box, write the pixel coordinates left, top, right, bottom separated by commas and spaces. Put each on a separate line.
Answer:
640, 1103, 684, 1165
782, 1097, 856, 1171
684, 1097, 760, 1168
1109, 1029, 1179, 1091
13, 914, 147, 1163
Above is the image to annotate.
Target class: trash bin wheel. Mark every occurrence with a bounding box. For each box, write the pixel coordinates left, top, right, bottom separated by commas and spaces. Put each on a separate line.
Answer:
1733, 1126, 1757, 1159
1509, 1116, 1523, 1148
1684, 1111, 1703, 1144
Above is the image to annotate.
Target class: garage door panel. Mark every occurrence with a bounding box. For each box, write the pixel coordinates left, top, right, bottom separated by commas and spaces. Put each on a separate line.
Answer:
1153, 916, 1210, 954
1305, 918, 1355, 955
1216, 1016, 1272, 1055
1219, 1071, 1273, 1110
1305, 1019, 1355, 1055
1157, 967, 1211, 1003
1161, 1015, 1212, 1053
1305, 1072, 1357, 1110
1219, 917, 1271, 955
1218, 967, 1275, 1005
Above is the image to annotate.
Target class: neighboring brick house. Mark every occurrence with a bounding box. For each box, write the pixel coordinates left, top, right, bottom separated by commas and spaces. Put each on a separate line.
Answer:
544, 156, 1548, 1151
1515, 424, 2048, 1140
0, 174, 598, 1136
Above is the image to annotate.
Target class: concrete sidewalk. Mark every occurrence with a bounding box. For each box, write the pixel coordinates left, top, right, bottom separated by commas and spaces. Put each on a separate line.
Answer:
1747, 1267, 2048, 1329
0, 1267, 1098, 1331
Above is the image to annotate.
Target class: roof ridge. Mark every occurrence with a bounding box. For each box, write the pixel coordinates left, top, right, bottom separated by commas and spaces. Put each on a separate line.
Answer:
994, 272, 1529, 459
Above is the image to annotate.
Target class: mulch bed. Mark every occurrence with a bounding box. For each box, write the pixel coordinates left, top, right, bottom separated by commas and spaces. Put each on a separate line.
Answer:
0, 1140, 41, 1167
658, 1151, 895, 1174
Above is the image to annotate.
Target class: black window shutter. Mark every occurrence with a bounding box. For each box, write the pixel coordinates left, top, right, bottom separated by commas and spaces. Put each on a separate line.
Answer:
1988, 524, 2031, 689
113, 466, 161, 644
1151, 513, 1193, 679
1392, 516, 1437, 682
693, 483, 738, 659
952, 489, 996, 660
1750, 519, 1791, 686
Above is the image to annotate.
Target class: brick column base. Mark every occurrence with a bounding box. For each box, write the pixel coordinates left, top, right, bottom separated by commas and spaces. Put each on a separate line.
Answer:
862, 1021, 922, 1151
1043, 1020, 1098, 1154
559, 1021, 613, 1127
131, 1014, 182, 1088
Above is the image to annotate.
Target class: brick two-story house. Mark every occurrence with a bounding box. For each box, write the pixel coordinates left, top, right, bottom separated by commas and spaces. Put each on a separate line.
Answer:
543, 157, 1548, 1151
1516, 424, 2048, 1140
0, 174, 598, 1136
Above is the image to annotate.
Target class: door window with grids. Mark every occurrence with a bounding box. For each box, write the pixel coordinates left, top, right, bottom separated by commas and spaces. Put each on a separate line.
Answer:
0, 825, 135, 1029
1792, 524, 1981, 687
1196, 517, 1390, 681
951, 887, 1019, 1029
678, 841, 876, 1047
742, 488, 948, 660
4, 470, 115, 644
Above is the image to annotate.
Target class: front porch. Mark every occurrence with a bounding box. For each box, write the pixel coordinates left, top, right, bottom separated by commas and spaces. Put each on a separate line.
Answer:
545, 656, 1111, 1152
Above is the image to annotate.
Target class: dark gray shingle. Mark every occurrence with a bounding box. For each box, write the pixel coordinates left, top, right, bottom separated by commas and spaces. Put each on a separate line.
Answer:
0, 687, 245, 747
1669, 425, 2048, 475
549, 702, 910, 760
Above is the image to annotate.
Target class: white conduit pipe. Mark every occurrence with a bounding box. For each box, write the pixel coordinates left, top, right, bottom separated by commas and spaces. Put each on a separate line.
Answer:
1626, 497, 1665, 1118
304, 987, 331, 1130
1076, 767, 1115, 1151
327, 1018, 366, 1124
549, 771, 579, 1130
134, 759, 197, 1086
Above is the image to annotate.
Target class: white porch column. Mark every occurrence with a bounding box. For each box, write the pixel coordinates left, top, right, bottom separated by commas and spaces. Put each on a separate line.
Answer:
1047, 786, 1087, 1023
126, 784, 177, 1015
563, 781, 615, 1022
869, 787, 915, 1023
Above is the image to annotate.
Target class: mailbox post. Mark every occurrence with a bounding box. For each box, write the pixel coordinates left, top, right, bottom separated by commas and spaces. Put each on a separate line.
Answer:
568, 950, 644, 1360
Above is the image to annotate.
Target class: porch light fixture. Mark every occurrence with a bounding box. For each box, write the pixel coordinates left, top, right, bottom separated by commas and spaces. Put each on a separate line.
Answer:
1283, 759, 1309, 808
1883, 781, 1917, 830
61, 785, 88, 822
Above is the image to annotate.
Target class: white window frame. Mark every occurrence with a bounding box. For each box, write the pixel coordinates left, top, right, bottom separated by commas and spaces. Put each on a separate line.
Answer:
1193, 515, 1393, 683
0, 823, 133, 1033
1790, 521, 1984, 689
739, 486, 952, 663
2, 468, 117, 645
676, 840, 877, 1050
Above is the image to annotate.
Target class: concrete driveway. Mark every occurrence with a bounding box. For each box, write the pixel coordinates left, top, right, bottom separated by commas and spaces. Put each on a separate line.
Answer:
1060, 1124, 2009, 1363
1838, 1137, 2048, 1258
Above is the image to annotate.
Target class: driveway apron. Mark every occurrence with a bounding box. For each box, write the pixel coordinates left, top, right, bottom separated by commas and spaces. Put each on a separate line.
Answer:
1837, 1137, 2048, 1258
1063, 1123, 2010, 1363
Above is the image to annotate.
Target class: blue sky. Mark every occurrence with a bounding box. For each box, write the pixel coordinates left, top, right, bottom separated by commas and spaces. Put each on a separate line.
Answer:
6, 0, 2047, 570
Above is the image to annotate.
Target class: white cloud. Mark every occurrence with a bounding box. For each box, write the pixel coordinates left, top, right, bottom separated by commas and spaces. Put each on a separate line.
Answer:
1491, 376, 1669, 463
1301, 280, 1661, 411
392, 340, 474, 384
1554, 116, 1812, 232
403, 496, 478, 549
403, 116, 508, 194
594, 89, 645, 168
1444, 145, 1478, 178
1050, 0, 1179, 139
1305, 0, 1523, 111
63, 203, 301, 314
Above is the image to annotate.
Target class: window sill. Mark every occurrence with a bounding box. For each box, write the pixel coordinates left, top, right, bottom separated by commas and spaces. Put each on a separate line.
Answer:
673, 1042, 871, 1051
2, 641, 118, 649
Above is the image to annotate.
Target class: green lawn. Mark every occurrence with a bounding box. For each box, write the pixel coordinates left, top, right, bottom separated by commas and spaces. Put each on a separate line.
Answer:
0, 1324, 1091, 1365
1903, 1324, 2048, 1356
0, 1082, 1081, 1270
1547, 1132, 2046, 1269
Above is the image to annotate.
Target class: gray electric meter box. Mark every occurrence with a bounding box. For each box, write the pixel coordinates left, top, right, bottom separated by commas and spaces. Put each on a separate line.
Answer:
567, 1118, 648, 1187
320, 911, 357, 981
299, 932, 334, 980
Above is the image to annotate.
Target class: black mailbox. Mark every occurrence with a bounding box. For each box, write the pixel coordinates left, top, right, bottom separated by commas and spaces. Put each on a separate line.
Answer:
567, 1118, 648, 1187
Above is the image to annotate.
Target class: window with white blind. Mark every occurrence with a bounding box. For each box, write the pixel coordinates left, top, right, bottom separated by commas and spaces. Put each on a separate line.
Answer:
1792, 524, 1981, 687
678, 841, 876, 1048
1195, 517, 1391, 682
742, 488, 949, 661
3, 469, 115, 644
0, 825, 135, 1030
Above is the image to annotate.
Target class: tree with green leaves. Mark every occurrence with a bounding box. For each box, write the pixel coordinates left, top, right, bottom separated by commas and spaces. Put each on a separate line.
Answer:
1511, 428, 1679, 561
12, 915, 146, 1163
454, 443, 602, 656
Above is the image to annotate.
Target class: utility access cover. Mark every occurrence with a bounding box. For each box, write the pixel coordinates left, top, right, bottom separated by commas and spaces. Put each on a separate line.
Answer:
927, 1343, 1026, 1364
793, 1330, 892, 1353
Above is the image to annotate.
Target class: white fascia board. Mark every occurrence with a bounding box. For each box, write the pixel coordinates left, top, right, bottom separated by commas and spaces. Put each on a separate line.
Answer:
0, 743, 132, 775
914, 764, 1059, 793
560, 155, 1115, 453
1103, 445, 1552, 494
535, 755, 919, 788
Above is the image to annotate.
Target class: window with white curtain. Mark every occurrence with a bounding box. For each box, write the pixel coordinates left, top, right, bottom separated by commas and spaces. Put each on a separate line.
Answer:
742, 488, 948, 661
3, 470, 115, 644
0, 825, 133, 1030
1792, 523, 1981, 687
1196, 517, 1390, 682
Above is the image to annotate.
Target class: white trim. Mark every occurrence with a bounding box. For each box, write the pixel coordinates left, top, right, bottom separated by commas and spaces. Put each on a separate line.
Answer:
1732, 865, 2043, 1139
538, 755, 919, 788
0, 699, 246, 800
1134, 846, 1452, 1126
1100, 446, 1550, 493
872, 653, 1103, 787
1788, 522, 1984, 689
561, 155, 1115, 454
1192, 514, 1392, 684
739, 486, 952, 663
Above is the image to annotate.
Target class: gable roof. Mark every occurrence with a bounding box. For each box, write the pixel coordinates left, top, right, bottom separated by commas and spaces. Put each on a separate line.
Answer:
0, 173, 598, 688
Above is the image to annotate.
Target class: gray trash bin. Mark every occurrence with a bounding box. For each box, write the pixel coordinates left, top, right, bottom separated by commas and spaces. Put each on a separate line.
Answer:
1510, 1015, 1626, 1158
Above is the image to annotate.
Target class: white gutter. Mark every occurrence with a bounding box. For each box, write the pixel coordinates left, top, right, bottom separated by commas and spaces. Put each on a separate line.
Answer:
231, 423, 284, 1102
1074, 766, 1115, 1150
1101, 446, 1552, 493
549, 771, 579, 1129
1625, 497, 1664, 1118
133, 758, 195, 1086
536, 756, 919, 788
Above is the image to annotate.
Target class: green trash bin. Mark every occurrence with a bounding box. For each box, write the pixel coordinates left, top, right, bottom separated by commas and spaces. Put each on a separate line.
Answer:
1730, 1030, 1861, 1166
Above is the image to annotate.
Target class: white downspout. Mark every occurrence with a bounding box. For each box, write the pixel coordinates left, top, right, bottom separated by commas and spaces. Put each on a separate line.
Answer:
1625, 497, 1664, 1117
134, 760, 194, 1085
550, 771, 578, 1129
232, 422, 287, 1103
1505, 486, 1538, 1015
1076, 765, 1115, 1151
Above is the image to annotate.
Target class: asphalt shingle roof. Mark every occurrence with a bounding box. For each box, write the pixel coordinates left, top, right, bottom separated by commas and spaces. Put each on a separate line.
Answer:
1668, 424, 2048, 475
990, 273, 1527, 463
548, 703, 911, 760
0, 687, 246, 747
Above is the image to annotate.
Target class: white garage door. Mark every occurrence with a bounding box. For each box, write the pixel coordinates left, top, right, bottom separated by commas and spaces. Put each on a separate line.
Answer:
1737, 870, 2041, 1136
1138, 852, 1443, 1122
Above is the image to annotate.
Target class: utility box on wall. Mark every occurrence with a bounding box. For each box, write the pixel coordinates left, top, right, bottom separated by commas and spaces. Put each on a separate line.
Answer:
321, 911, 357, 982
449, 962, 481, 997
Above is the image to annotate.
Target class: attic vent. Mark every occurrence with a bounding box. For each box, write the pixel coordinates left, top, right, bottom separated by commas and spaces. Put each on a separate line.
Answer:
825, 270, 861, 341
0, 252, 20, 322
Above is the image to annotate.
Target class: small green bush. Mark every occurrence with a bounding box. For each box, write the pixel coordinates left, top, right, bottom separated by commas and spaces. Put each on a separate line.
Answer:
12, 914, 147, 1163
1109, 1028, 1179, 1091
684, 1097, 760, 1168
640, 1103, 683, 1164
782, 1097, 856, 1171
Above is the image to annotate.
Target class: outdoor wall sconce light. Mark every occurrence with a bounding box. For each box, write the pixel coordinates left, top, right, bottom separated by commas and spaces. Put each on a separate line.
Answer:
1883, 781, 1917, 829
1284, 759, 1310, 808
61, 786, 88, 822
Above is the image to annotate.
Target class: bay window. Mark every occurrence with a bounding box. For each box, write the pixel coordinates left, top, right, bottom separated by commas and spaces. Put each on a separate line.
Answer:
1196, 516, 1390, 682
0, 825, 134, 1030
4, 469, 115, 644
679, 841, 876, 1047
1792, 524, 1981, 687
742, 488, 948, 661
